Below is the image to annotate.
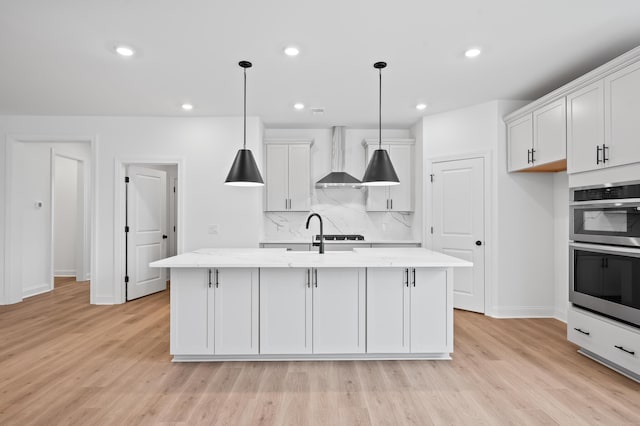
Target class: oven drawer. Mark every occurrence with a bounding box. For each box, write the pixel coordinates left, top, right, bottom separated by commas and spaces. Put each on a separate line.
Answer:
568, 306, 640, 376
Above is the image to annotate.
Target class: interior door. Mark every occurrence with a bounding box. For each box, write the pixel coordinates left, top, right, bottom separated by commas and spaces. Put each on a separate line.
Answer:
432, 157, 485, 313
127, 166, 167, 301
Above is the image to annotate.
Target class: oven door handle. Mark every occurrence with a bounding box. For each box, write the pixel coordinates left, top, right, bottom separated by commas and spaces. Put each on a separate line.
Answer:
570, 198, 640, 207
570, 242, 640, 256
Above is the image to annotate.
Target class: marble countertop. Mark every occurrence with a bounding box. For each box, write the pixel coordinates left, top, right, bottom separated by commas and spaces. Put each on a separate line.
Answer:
150, 247, 471, 269
260, 239, 422, 245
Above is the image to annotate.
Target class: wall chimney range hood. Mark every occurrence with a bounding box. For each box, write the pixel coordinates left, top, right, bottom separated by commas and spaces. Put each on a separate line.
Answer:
315, 126, 362, 188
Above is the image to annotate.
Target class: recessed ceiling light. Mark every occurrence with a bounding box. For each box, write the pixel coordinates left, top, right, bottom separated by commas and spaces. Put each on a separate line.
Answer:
416, 103, 427, 111
115, 45, 135, 57
294, 103, 305, 110
465, 48, 481, 58
284, 46, 300, 57
181, 103, 193, 111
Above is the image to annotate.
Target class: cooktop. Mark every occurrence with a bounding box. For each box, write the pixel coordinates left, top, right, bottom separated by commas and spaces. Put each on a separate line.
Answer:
315, 234, 365, 241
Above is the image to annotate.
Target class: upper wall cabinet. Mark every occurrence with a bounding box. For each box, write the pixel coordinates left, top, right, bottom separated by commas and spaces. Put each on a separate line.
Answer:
264, 139, 313, 212
507, 98, 566, 172
506, 45, 640, 175
362, 139, 415, 212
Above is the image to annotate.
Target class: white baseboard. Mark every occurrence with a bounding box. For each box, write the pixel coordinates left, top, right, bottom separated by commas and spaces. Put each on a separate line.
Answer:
23, 284, 51, 298
487, 305, 555, 318
54, 270, 76, 277
554, 308, 568, 323
92, 295, 116, 305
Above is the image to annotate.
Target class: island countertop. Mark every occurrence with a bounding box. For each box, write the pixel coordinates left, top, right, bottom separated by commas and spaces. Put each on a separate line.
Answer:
150, 247, 472, 269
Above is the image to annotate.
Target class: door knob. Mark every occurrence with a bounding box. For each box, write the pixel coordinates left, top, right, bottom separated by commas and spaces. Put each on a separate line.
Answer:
162, 235, 168, 239
475, 240, 482, 246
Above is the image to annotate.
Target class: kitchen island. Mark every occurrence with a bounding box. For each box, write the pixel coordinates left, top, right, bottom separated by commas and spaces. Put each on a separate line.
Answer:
151, 248, 471, 362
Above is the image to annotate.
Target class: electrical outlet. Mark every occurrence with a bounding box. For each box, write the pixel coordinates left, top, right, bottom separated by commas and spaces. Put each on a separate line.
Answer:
208, 224, 219, 235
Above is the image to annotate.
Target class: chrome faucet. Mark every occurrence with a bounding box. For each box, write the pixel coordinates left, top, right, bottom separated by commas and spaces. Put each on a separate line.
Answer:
306, 213, 324, 254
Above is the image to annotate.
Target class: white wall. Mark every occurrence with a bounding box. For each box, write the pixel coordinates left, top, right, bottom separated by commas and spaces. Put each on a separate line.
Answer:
262, 128, 420, 241
553, 172, 569, 321
54, 156, 79, 276
421, 100, 558, 317
0, 116, 263, 305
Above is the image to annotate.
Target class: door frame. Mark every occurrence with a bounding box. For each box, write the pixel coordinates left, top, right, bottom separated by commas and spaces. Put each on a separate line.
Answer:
3, 134, 97, 305
51, 150, 90, 288
114, 158, 185, 304
425, 150, 493, 315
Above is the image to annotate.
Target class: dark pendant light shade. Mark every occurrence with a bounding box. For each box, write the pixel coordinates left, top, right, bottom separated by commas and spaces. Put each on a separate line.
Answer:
225, 60, 265, 187
361, 61, 400, 187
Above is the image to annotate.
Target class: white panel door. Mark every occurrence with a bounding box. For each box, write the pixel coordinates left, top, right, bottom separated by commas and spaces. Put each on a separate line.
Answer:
567, 81, 605, 173
214, 268, 259, 355
127, 166, 167, 301
533, 98, 566, 165
410, 268, 448, 353
260, 268, 313, 354
365, 144, 390, 212
432, 157, 485, 313
170, 268, 214, 355
313, 268, 365, 354
366, 268, 410, 353
288, 144, 311, 211
265, 144, 289, 211
389, 144, 413, 211
605, 60, 640, 168
507, 114, 533, 171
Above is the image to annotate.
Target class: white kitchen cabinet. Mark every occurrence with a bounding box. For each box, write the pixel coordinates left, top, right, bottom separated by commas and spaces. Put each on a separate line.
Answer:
213, 268, 259, 355
170, 268, 214, 356
170, 268, 259, 357
259, 268, 313, 354
410, 268, 450, 353
367, 267, 451, 354
366, 268, 410, 353
264, 140, 312, 212
507, 99, 566, 172
312, 268, 366, 354
605, 60, 640, 168
507, 114, 534, 172
363, 139, 414, 212
567, 81, 605, 173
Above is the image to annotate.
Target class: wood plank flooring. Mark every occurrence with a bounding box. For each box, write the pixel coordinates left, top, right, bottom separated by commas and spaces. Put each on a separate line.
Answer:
1, 282, 639, 425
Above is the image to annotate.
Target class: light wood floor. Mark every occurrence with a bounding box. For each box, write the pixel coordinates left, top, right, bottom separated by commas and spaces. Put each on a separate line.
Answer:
1, 282, 639, 425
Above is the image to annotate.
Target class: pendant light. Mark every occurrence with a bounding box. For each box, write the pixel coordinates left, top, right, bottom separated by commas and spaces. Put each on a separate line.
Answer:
361, 61, 400, 186
224, 61, 265, 187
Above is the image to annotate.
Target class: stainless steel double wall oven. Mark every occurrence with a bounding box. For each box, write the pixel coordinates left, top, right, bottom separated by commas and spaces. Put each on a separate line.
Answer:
570, 181, 640, 327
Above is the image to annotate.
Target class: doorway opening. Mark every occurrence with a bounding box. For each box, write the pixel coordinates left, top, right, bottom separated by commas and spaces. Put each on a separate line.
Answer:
52, 153, 89, 289
122, 163, 179, 301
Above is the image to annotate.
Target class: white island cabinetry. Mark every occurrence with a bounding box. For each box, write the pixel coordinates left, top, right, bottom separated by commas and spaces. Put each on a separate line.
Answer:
155, 248, 469, 361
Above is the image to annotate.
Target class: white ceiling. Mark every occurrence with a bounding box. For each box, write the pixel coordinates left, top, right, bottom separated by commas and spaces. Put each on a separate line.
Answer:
1, 0, 640, 128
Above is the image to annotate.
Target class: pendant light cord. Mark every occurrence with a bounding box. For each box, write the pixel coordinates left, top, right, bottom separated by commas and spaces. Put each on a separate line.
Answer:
378, 68, 382, 150
243, 66, 247, 150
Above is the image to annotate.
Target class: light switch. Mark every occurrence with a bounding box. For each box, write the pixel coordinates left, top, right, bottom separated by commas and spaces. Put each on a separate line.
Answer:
208, 224, 219, 235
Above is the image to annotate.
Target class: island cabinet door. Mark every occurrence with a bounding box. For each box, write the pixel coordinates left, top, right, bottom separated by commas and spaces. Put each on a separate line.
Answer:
410, 268, 450, 353
214, 268, 259, 355
259, 268, 313, 354
170, 268, 214, 356
366, 268, 410, 353
313, 268, 366, 354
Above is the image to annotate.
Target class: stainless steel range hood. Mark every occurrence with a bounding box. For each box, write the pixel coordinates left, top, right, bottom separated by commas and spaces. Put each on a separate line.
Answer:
315, 126, 362, 188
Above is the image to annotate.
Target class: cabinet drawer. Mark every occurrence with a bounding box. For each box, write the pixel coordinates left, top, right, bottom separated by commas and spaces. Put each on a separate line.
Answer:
567, 308, 605, 351
602, 321, 640, 374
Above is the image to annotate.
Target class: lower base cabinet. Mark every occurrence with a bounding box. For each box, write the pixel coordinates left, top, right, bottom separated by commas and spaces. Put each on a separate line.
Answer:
367, 267, 450, 354
170, 266, 452, 360
170, 268, 259, 356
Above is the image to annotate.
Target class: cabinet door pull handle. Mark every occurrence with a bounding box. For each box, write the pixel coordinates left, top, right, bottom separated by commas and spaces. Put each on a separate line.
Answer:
208, 269, 212, 288
573, 327, 590, 336
215, 269, 219, 288
404, 268, 409, 287
527, 149, 531, 164
386, 199, 389, 210
602, 144, 609, 163
314, 269, 318, 288
306, 269, 311, 288
390, 199, 393, 210
615, 345, 635, 355
530, 148, 535, 163
412, 268, 416, 287
596, 145, 602, 165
